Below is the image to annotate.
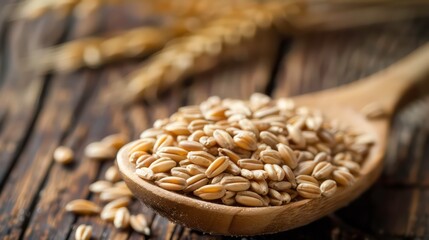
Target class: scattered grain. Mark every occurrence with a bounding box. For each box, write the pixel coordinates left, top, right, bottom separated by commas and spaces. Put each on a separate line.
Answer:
89, 180, 113, 193
102, 134, 127, 150
130, 214, 151, 235
114, 207, 130, 229
75, 224, 92, 240
85, 142, 117, 159
65, 199, 101, 215
100, 186, 133, 202
105, 165, 122, 182
53, 146, 74, 164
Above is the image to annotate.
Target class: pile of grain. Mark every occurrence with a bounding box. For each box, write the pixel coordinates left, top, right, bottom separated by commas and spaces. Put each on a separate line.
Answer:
128, 93, 374, 207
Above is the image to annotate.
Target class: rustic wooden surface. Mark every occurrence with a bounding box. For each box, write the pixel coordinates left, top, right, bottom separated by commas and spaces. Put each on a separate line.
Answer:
0, 2, 429, 239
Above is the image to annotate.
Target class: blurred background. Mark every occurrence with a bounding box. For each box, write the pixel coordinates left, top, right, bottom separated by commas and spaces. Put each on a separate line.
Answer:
0, 0, 429, 239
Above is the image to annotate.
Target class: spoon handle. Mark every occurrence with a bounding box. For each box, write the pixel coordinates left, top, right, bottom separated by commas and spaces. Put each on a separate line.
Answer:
326, 42, 429, 116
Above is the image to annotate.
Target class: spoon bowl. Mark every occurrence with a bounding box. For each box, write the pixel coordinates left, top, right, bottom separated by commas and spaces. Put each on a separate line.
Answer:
117, 43, 429, 235
117, 104, 384, 235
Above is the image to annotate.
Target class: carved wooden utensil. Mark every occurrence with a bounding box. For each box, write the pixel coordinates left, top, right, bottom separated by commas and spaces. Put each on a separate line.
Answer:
117, 43, 429, 236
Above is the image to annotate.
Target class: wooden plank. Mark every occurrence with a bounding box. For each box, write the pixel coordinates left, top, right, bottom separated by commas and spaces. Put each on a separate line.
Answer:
0, 0, 17, 87
62, 73, 186, 240
337, 102, 429, 238
0, 6, 428, 239
20, 71, 119, 240
18, 6, 177, 239
0, 6, 106, 237
0, 70, 93, 239
384, 108, 429, 187
0, 22, 44, 188
274, 20, 429, 97
0, 9, 71, 187
0, 15, 71, 239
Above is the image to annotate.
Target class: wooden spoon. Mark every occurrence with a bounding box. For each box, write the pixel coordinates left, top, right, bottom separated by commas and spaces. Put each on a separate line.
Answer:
117, 43, 429, 236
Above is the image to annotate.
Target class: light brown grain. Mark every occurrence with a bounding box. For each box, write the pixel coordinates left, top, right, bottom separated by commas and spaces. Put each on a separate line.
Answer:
53, 146, 74, 164
296, 183, 321, 199
85, 142, 117, 159
65, 199, 101, 215
312, 161, 334, 180
102, 134, 127, 150
205, 156, 230, 178
333, 169, 355, 186
75, 224, 92, 240
237, 159, 264, 170
130, 214, 151, 235
89, 180, 113, 193
114, 207, 130, 229
320, 179, 337, 197
149, 157, 177, 173
194, 184, 226, 200
136, 167, 155, 180
156, 176, 187, 191
264, 164, 285, 181
188, 151, 215, 167
105, 165, 121, 182
235, 191, 265, 207
100, 187, 133, 202
213, 129, 235, 149
220, 176, 251, 191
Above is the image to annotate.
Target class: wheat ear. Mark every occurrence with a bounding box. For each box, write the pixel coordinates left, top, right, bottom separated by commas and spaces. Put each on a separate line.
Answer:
122, 1, 302, 103
29, 0, 254, 73
30, 24, 189, 73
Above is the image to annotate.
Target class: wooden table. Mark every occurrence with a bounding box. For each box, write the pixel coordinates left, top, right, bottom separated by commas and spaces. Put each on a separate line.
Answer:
0, 2, 429, 239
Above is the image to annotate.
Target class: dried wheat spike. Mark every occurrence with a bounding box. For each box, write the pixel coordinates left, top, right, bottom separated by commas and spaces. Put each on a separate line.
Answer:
29, 0, 252, 73
123, 1, 303, 103
30, 18, 209, 73
32, 26, 174, 73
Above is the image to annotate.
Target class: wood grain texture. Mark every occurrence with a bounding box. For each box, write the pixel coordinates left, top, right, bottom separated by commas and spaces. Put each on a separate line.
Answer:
0, 0, 428, 238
